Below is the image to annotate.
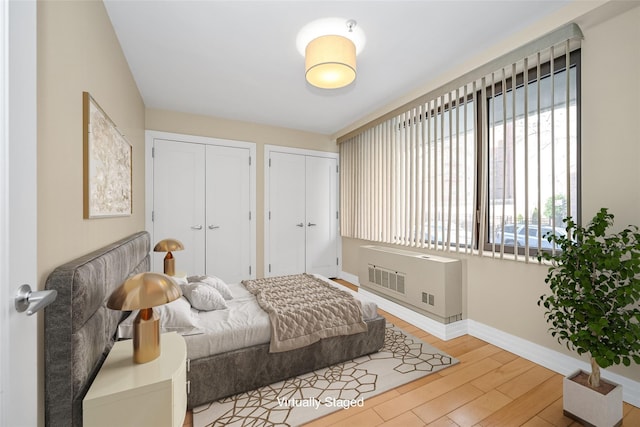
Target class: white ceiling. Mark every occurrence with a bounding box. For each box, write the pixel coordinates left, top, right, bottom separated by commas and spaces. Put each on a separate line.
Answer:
104, 0, 572, 135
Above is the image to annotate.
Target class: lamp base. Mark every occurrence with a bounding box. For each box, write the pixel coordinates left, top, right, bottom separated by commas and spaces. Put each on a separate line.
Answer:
133, 308, 160, 363
164, 252, 175, 276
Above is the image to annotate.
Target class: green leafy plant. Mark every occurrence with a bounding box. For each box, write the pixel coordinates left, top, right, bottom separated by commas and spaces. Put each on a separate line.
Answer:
538, 208, 640, 388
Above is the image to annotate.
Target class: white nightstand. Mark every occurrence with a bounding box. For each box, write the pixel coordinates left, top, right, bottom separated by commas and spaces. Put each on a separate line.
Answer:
83, 332, 188, 427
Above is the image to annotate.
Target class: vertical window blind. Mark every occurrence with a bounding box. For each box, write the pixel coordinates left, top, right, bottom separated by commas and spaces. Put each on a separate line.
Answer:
339, 23, 582, 260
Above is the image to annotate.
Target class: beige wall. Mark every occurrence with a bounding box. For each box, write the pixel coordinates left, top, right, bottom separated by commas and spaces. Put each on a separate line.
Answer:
37, 0, 145, 423
341, 3, 640, 384
581, 4, 640, 225
37, 0, 146, 289
145, 109, 336, 277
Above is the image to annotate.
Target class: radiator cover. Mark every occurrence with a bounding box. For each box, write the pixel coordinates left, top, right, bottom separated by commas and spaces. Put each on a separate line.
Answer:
359, 245, 462, 324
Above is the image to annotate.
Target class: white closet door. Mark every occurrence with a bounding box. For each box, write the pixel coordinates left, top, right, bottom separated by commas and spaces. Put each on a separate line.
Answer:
153, 139, 206, 275
305, 156, 338, 277
205, 145, 252, 283
268, 152, 306, 276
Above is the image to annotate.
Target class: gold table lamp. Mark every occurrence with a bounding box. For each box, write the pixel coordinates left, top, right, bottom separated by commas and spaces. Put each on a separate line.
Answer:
153, 238, 184, 276
107, 272, 182, 363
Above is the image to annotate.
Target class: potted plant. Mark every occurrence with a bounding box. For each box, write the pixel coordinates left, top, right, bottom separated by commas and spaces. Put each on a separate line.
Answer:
538, 208, 640, 426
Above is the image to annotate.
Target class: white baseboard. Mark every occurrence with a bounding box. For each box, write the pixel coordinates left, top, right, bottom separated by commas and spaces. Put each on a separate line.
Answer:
358, 288, 467, 341
338, 270, 359, 286
466, 320, 640, 407
341, 272, 640, 407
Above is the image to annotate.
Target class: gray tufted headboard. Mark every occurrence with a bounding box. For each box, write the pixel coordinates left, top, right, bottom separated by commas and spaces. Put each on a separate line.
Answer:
44, 231, 150, 427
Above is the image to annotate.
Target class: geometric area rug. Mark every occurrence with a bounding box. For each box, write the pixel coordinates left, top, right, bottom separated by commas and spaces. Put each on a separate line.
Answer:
193, 323, 458, 427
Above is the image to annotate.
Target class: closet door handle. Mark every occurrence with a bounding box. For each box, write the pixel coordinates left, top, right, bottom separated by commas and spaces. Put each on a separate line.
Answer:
208, 225, 220, 230
191, 225, 203, 230
307, 223, 317, 227
296, 223, 304, 227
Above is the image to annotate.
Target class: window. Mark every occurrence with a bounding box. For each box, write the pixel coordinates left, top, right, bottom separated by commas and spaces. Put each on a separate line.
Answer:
485, 51, 580, 257
339, 24, 582, 262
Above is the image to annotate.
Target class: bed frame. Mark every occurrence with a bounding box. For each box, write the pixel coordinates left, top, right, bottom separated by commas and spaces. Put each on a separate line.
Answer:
43, 231, 385, 425
187, 312, 386, 408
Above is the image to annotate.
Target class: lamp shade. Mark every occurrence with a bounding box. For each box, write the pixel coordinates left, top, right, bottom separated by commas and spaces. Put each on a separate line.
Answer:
305, 35, 356, 89
107, 272, 182, 311
153, 238, 184, 253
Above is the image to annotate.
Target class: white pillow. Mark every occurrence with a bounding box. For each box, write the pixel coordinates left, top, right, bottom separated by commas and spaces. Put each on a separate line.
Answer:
170, 275, 188, 286
187, 275, 233, 300
181, 283, 228, 311
117, 296, 200, 339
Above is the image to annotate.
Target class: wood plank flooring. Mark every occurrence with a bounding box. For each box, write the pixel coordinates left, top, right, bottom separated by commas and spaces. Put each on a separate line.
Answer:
183, 279, 640, 427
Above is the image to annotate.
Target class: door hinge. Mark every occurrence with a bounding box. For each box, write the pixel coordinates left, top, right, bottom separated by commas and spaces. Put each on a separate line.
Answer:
269, 211, 271, 220
269, 264, 271, 273
336, 211, 339, 219
152, 147, 155, 158
269, 158, 271, 167
249, 156, 252, 166
151, 211, 154, 222
336, 257, 339, 265
336, 164, 339, 173
249, 211, 252, 220
249, 265, 252, 275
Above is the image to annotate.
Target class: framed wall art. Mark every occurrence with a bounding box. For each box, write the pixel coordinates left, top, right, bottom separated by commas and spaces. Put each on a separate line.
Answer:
83, 91, 132, 218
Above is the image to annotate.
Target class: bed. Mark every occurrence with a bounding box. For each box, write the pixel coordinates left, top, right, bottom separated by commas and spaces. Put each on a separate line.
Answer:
44, 231, 385, 426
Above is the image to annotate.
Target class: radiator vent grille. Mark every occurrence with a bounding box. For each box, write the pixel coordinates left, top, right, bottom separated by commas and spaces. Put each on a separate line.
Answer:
367, 265, 406, 295
422, 292, 435, 306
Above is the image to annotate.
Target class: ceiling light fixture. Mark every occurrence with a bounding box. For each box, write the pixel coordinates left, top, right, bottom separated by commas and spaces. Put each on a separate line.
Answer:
297, 18, 365, 90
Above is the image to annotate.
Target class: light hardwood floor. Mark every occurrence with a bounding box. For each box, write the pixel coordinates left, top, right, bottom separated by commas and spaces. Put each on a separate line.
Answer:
183, 279, 640, 426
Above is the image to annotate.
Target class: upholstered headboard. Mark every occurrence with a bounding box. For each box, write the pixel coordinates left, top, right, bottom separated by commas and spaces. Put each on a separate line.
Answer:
44, 231, 150, 427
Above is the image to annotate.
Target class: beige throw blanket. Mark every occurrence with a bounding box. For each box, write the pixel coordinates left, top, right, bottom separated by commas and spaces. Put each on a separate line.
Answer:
242, 274, 368, 353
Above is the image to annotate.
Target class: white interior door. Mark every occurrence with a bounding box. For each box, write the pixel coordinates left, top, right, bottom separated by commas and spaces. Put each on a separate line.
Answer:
267, 152, 306, 276
205, 145, 252, 283
305, 156, 339, 277
153, 139, 206, 276
0, 1, 38, 425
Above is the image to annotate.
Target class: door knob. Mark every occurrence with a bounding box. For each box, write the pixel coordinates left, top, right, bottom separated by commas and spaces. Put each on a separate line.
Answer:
191, 225, 203, 230
296, 223, 304, 227
208, 225, 220, 230
15, 285, 57, 316
308, 222, 317, 227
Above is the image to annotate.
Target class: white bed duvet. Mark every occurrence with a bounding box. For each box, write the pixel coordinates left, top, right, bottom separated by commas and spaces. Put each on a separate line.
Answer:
183, 275, 378, 360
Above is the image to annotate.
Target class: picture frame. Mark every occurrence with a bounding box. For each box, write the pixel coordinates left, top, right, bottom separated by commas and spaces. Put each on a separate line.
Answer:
83, 92, 132, 218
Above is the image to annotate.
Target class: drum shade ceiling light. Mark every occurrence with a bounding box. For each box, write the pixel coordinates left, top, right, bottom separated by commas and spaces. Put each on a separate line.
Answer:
297, 18, 366, 89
